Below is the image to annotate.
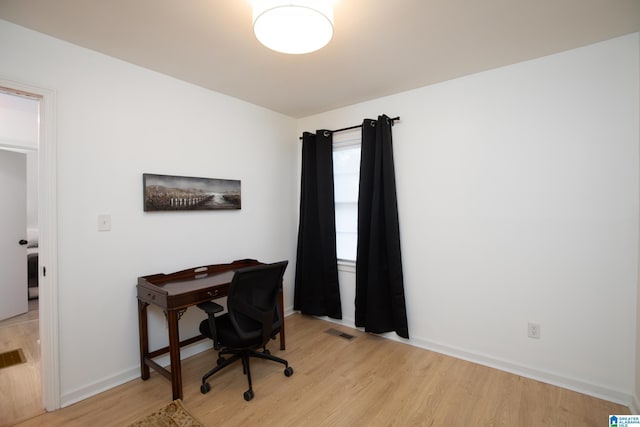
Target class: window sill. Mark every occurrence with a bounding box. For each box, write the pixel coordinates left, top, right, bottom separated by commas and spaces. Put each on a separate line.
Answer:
337, 259, 356, 273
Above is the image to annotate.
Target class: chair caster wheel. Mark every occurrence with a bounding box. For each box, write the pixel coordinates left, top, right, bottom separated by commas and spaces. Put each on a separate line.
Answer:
200, 382, 211, 394
243, 389, 254, 401
284, 366, 294, 377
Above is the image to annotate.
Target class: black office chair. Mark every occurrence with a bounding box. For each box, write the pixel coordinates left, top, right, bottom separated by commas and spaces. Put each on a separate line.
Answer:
197, 260, 293, 401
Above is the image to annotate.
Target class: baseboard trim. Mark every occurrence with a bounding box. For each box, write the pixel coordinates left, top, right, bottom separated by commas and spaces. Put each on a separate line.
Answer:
62, 311, 636, 413
63, 312, 301, 407
631, 394, 640, 414
317, 315, 634, 410
60, 340, 212, 407
61, 367, 139, 408
410, 335, 632, 408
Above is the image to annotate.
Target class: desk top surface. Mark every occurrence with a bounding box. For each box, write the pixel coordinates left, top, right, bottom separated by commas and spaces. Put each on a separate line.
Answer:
149, 270, 235, 295
137, 259, 261, 296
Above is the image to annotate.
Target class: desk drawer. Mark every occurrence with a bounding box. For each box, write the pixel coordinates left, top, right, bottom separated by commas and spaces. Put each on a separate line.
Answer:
138, 287, 167, 307
194, 284, 228, 302
170, 284, 230, 310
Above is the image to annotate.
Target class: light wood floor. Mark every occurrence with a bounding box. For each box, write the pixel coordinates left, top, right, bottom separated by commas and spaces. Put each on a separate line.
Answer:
13, 313, 629, 427
0, 299, 43, 426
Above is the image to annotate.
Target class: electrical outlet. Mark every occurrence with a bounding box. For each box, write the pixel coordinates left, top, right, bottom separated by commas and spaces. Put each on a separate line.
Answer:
528, 322, 541, 339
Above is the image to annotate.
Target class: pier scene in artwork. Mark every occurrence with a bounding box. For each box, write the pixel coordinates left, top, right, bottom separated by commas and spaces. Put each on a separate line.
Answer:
143, 173, 241, 211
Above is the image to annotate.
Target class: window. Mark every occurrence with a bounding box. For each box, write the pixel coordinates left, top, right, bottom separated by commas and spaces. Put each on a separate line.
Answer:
333, 131, 361, 262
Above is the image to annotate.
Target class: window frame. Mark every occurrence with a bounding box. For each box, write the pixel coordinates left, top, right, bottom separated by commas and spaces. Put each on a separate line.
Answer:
332, 129, 361, 265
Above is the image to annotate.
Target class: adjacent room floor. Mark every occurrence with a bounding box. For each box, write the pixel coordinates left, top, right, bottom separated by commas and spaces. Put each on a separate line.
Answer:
0, 299, 43, 426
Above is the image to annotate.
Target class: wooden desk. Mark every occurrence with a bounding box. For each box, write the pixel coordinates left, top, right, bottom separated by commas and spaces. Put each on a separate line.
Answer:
137, 259, 286, 400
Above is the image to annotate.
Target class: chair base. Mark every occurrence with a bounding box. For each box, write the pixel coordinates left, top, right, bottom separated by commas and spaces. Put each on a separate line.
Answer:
201, 347, 293, 401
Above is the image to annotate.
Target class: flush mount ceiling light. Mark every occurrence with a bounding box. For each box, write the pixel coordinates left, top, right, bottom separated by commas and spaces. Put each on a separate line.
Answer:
252, 0, 334, 54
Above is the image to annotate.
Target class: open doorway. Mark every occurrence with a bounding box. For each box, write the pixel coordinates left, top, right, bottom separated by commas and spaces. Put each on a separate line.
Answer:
0, 81, 59, 419
0, 92, 43, 424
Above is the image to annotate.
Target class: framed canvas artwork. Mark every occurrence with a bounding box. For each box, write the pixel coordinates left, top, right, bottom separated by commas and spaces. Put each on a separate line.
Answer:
143, 173, 241, 211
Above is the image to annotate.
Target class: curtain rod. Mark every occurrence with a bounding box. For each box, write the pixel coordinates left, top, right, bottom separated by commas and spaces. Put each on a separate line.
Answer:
299, 116, 400, 140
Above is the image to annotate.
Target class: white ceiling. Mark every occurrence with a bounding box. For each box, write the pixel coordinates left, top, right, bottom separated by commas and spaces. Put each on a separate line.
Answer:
0, 0, 638, 118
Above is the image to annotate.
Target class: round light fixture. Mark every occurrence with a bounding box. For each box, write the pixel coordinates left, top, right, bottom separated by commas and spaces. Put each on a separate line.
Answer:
253, 1, 334, 54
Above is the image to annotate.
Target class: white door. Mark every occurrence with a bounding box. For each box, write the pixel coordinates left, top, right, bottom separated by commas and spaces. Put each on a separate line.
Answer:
0, 149, 28, 321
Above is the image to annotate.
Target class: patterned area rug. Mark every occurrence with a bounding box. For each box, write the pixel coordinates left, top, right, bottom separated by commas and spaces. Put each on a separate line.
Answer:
128, 399, 204, 427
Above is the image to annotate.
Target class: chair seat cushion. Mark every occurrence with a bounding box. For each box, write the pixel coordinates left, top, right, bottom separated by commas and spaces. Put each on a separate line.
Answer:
199, 314, 281, 349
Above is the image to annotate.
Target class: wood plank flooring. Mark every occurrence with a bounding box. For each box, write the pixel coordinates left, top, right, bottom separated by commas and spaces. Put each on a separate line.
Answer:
13, 313, 630, 426
0, 300, 43, 426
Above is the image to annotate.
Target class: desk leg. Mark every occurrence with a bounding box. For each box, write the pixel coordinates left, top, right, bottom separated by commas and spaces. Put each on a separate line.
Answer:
279, 291, 285, 350
167, 310, 183, 400
138, 300, 150, 380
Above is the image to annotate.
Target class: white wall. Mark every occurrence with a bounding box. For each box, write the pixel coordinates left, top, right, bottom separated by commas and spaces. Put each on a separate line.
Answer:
299, 34, 640, 407
0, 92, 38, 149
25, 150, 37, 230
636, 33, 640, 414
0, 19, 298, 405
0, 93, 38, 230
637, 252, 640, 408
1, 16, 638, 410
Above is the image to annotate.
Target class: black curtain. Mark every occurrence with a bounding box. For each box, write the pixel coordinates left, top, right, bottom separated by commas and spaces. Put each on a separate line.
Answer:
355, 115, 409, 338
294, 131, 342, 319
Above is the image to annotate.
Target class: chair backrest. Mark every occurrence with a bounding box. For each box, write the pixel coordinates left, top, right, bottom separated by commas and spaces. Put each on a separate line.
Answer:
227, 261, 288, 346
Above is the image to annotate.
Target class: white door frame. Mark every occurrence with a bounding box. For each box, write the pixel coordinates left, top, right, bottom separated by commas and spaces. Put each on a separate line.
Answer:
0, 79, 60, 411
